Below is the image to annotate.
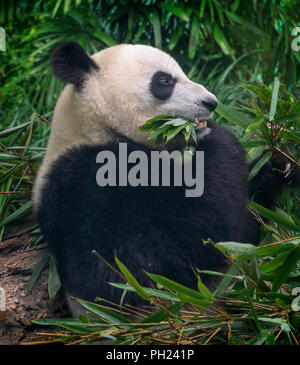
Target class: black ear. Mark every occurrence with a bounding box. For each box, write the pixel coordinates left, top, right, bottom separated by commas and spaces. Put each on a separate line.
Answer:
51, 41, 99, 88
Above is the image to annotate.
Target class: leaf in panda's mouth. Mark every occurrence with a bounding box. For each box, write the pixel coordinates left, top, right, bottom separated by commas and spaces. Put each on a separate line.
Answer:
138, 114, 207, 147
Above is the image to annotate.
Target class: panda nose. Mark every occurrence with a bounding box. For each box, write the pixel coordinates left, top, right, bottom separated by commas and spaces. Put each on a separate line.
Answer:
202, 98, 218, 112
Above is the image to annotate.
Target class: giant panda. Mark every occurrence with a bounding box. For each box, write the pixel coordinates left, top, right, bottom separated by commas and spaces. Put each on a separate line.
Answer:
33, 41, 299, 315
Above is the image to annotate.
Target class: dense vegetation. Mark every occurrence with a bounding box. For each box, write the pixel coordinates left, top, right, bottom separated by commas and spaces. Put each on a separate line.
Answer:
0, 0, 299, 344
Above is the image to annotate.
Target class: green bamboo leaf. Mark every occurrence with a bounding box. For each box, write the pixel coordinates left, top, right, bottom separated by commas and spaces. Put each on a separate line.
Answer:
269, 77, 280, 121
140, 303, 182, 324
147, 10, 161, 49
168, 24, 184, 51
241, 82, 271, 102
0, 122, 31, 138
48, 254, 61, 300
274, 113, 300, 125
272, 246, 300, 292
241, 140, 267, 148
248, 201, 300, 232
207, 0, 215, 22
93, 29, 117, 47
217, 50, 262, 86
177, 293, 211, 308
259, 250, 292, 273
147, 125, 170, 141
281, 130, 300, 144
0, 177, 12, 216
133, 19, 147, 43
197, 277, 215, 301
26, 254, 49, 295
182, 124, 193, 144
78, 314, 89, 325
248, 151, 272, 181
115, 257, 151, 302
52, 0, 62, 17
212, 1, 225, 26
138, 114, 172, 132
77, 299, 131, 326
109, 283, 179, 301
146, 272, 208, 302
158, 4, 189, 22
216, 103, 252, 128
258, 317, 290, 328
256, 243, 297, 258
0, 201, 33, 229
216, 242, 257, 256
32, 318, 103, 333
164, 118, 189, 127
225, 11, 266, 37
199, 269, 243, 281
63, 0, 72, 15
124, 5, 135, 43
247, 331, 269, 345
0, 153, 22, 161
188, 16, 200, 60
200, 0, 207, 18
259, 123, 273, 146
165, 123, 190, 142
213, 24, 232, 57
32, 318, 103, 326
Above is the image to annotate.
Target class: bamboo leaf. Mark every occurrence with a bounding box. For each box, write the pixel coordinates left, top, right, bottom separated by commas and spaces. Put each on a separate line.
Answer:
109, 283, 179, 301
115, 257, 151, 302
188, 16, 200, 60
216, 103, 252, 128
248, 151, 272, 181
158, 4, 189, 22
140, 304, 182, 324
248, 201, 300, 232
269, 77, 280, 121
213, 24, 233, 57
146, 272, 210, 303
48, 254, 61, 300
216, 242, 257, 256
272, 246, 300, 292
77, 300, 131, 326
26, 254, 49, 295
259, 251, 292, 273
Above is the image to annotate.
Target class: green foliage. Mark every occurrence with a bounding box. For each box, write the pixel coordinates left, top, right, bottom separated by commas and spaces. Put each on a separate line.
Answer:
31, 245, 300, 344
1, 0, 300, 116
138, 114, 198, 147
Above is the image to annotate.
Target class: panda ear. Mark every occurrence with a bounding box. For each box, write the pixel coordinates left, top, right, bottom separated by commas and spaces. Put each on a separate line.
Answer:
51, 41, 99, 88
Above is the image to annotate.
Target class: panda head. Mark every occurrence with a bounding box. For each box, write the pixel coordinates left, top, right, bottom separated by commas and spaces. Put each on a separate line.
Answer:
50, 41, 217, 154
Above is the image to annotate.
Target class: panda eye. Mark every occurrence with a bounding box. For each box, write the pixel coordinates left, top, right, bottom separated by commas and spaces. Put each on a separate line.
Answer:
159, 76, 169, 86
150, 71, 176, 100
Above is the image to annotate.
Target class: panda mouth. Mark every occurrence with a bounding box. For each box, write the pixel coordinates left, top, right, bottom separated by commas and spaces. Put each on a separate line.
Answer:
194, 118, 207, 129
174, 112, 211, 126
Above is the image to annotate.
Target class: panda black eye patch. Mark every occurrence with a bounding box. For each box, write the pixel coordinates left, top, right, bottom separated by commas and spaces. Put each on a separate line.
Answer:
150, 71, 176, 101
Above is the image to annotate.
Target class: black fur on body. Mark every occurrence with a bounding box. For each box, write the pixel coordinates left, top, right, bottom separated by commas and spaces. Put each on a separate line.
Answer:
37, 119, 268, 307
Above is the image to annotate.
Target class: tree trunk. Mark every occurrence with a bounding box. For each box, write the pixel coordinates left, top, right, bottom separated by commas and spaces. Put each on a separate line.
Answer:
0, 234, 66, 345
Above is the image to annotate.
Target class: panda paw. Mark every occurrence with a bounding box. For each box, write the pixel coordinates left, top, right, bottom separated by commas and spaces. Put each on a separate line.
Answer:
269, 151, 300, 187
248, 150, 299, 208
